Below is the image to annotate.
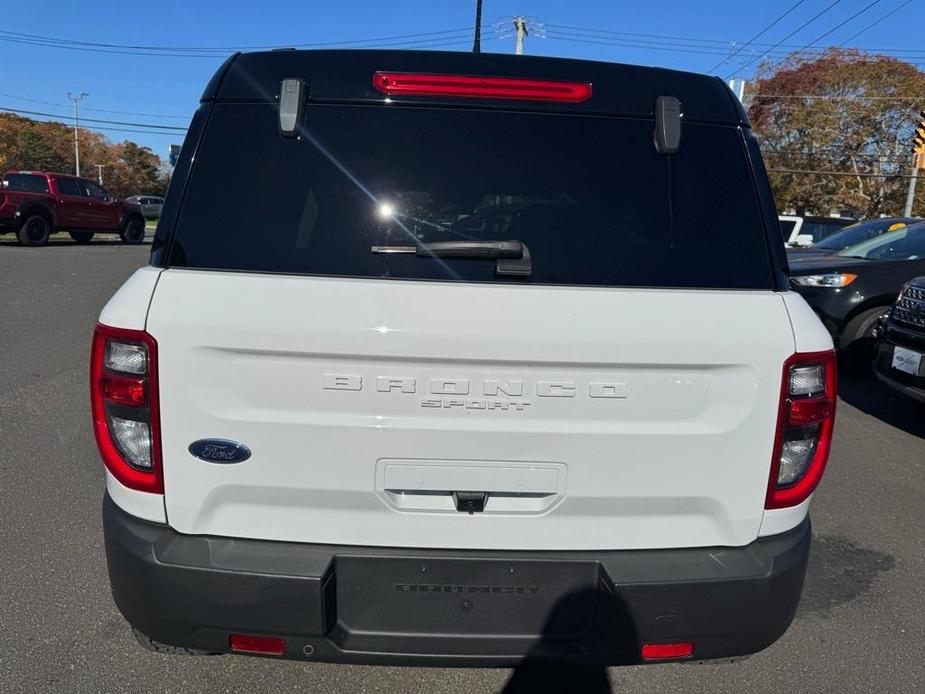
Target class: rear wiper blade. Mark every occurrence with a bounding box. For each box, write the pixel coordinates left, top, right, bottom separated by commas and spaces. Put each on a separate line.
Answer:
371, 240, 532, 276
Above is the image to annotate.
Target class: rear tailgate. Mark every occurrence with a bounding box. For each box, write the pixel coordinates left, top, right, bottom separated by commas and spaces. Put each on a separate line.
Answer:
150, 56, 792, 551
149, 274, 793, 550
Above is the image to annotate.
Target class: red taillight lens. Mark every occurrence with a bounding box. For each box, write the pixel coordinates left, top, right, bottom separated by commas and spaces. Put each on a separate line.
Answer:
90, 323, 162, 494
766, 350, 837, 509
640, 642, 694, 661
229, 634, 287, 655
372, 72, 592, 103
99, 374, 147, 405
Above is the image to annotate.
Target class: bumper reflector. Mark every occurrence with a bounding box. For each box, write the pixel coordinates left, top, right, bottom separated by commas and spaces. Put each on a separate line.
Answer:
229, 634, 286, 655
640, 641, 694, 661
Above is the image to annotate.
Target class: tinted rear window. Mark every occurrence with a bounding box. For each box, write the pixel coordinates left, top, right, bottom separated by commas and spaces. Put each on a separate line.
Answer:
167, 103, 774, 289
1, 174, 49, 193
56, 178, 81, 196
800, 221, 850, 244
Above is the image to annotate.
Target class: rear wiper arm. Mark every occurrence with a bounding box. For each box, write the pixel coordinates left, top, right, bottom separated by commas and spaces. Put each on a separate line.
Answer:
371, 240, 532, 276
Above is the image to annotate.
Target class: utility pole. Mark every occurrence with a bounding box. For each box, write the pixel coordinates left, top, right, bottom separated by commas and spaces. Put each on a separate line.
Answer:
472, 0, 482, 54
904, 153, 920, 217
67, 91, 89, 177
92, 164, 104, 186
905, 110, 925, 217
513, 16, 528, 55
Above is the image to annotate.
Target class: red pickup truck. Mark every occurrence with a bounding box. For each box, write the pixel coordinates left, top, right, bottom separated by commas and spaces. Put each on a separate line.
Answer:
0, 171, 146, 246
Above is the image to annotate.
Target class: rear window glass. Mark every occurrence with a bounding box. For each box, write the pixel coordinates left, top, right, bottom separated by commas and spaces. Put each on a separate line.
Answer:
800, 221, 849, 244
1, 174, 49, 194
815, 219, 907, 252
168, 103, 774, 289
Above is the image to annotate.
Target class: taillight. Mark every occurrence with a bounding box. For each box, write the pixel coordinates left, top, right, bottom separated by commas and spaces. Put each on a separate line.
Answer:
372, 72, 592, 103
90, 323, 162, 494
766, 350, 836, 509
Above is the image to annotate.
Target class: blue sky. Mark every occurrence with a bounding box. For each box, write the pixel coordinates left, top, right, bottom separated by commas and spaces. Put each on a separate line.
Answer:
2, 1, 922, 158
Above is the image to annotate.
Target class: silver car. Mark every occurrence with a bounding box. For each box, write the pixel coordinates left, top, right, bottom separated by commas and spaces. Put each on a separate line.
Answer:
126, 195, 164, 220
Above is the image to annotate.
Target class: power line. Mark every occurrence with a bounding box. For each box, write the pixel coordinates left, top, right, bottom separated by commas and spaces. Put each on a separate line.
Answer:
544, 29, 925, 65
549, 30, 741, 53
75, 124, 187, 137
836, 0, 913, 46
0, 31, 492, 58
0, 35, 224, 58
546, 34, 766, 58
767, 167, 915, 177
0, 26, 474, 51
788, 0, 883, 57
0, 110, 186, 137
729, 0, 846, 78
545, 21, 925, 54
752, 93, 921, 100
79, 105, 189, 120
765, 149, 909, 161
708, 0, 807, 73
0, 106, 187, 131
0, 27, 485, 57
0, 92, 189, 120
546, 24, 734, 46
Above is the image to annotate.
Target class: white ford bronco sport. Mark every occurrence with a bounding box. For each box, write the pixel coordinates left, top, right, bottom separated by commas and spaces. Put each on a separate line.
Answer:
93, 50, 836, 666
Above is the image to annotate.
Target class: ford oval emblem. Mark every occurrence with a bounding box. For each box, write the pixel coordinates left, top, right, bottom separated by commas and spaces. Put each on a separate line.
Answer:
188, 439, 252, 464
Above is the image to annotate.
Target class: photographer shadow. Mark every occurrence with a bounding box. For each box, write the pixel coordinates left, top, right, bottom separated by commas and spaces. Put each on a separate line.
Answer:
499, 587, 638, 694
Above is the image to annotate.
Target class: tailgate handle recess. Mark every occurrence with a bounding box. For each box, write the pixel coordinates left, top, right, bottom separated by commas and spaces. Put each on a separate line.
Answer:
452, 491, 489, 514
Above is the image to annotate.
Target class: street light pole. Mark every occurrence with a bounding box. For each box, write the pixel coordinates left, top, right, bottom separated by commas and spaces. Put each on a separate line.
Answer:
67, 91, 89, 177
92, 164, 104, 186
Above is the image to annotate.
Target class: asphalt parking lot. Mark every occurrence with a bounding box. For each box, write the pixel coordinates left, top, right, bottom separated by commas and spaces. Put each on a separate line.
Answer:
1, 237, 923, 694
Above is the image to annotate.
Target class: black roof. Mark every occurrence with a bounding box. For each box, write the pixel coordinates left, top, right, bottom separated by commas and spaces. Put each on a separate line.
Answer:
203, 50, 748, 126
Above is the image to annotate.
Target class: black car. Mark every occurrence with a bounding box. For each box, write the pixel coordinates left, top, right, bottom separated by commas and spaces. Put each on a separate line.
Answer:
789, 220, 925, 365
786, 217, 918, 259
874, 277, 925, 402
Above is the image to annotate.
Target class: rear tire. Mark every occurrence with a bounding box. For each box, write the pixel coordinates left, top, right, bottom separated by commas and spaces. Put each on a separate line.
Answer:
131, 628, 218, 656
17, 214, 50, 246
69, 231, 94, 244
840, 306, 889, 373
120, 217, 145, 245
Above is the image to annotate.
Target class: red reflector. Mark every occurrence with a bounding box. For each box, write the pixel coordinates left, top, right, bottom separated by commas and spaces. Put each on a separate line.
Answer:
100, 375, 146, 405
788, 397, 833, 426
372, 72, 592, 103
229, 634, 286, 655
641, 642, 694, 661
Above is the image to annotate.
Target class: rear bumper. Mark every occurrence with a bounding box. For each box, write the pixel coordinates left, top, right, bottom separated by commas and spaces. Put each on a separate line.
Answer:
103, 494, 810, 667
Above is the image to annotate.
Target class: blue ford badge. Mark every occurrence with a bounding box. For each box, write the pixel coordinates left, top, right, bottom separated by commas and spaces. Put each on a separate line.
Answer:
188, 439, 252, 464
